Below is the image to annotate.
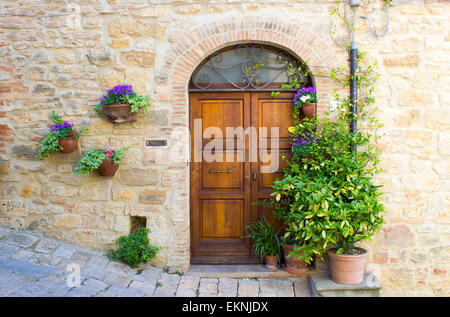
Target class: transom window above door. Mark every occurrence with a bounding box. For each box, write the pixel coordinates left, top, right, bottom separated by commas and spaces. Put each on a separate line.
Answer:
189, 44, 313, 91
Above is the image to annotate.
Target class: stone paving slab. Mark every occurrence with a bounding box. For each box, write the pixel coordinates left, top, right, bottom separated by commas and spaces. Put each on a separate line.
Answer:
0, 225, 311, 297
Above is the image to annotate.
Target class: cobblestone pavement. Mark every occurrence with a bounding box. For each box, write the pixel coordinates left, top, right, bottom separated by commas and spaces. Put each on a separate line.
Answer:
0, 226, 311, 297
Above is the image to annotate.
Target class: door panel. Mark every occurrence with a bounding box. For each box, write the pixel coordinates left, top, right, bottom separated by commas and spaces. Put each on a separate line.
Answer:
251, 92, 294, 241
190, 91, 293, 264
201, 200, 244, 239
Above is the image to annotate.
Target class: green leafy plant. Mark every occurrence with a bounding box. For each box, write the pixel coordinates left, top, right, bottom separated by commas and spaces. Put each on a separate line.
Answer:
270, 91, 280, 98
268, 54, 385, 264
108, 227, 161, 268
244, 217, 281, 260
73, 147, 129, 176
95, 84, 150, 114
35, 111, 88, 160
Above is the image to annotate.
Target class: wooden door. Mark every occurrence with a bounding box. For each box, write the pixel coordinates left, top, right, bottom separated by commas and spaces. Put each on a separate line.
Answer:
190, 91, 294, 264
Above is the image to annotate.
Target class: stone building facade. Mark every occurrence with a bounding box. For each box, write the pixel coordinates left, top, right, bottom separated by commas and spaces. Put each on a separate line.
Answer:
0, 0, 448, 296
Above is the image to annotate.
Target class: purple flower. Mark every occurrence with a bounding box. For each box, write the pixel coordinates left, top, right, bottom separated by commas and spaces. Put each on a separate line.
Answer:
293, 86, 317, 104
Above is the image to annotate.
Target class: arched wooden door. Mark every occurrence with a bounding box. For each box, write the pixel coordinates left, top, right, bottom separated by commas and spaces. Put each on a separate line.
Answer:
188, 44, 313, 264
190, 91, 294, 263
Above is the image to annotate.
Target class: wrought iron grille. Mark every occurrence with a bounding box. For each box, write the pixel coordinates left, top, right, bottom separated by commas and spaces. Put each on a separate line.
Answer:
189, 44, 313, 91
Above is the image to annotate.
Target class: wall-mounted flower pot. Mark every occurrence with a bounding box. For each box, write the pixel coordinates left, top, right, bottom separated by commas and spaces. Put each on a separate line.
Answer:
281, 244, 307, 274
97, 158, 119, 177
328, 247, 367, 284
264, 255, 279, 270
102, 104, 137, 123
58, 138, 78, 153
302, 102, 316, 119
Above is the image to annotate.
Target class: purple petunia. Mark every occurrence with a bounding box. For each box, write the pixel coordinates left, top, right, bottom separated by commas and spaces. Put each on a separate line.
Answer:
50, 121, 73, 133
106, 84, 134, 97
292, 133, 320, 147
293, 86, 316, 101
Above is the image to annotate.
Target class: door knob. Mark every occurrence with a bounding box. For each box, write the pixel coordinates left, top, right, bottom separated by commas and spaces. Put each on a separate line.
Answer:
252, 172, 257, 181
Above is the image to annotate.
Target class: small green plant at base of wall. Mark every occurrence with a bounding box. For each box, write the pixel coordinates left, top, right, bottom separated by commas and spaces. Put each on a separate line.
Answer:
107, 227, 161, 268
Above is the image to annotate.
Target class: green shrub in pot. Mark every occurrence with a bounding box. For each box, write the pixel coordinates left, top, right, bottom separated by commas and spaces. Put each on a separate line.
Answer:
269, 55, 384, 283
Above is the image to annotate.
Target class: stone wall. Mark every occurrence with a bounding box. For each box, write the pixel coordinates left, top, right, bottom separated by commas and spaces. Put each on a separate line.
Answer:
0, 0, 448, 296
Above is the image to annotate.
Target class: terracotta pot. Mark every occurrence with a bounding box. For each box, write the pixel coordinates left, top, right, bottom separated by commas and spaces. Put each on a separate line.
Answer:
97, 158, 119, 177
328, 247, 367, 285
264, 255, 279, 270
58, 138, 78, 153
102, 103, 137, 123
282, 244, 307, 274
302, 102, 316, 119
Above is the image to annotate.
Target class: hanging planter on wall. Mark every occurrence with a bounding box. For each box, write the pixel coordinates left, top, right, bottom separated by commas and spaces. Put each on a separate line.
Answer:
293, 87, 317, 119
73, 147, 129, 177
97, 157, 120, 177
101, 103, 137, 123
300, 102, 317, 119
58, 138, 79, 153
35, 111, 88, 160
95, 84, 150, 123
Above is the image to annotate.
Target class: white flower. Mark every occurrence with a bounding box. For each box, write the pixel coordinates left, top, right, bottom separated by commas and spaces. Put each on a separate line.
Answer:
300, 95, 311, 103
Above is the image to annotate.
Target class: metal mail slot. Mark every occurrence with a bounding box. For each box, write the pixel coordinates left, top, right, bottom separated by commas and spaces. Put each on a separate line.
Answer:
146, 140, 167, 146
208, 168, 232, 174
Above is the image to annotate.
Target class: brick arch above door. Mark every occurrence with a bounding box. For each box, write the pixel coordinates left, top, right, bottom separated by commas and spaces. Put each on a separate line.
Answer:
159, 17, 335, 120
157, 17, 335, 271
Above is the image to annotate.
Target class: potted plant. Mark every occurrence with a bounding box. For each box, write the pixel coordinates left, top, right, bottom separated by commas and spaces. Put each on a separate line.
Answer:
244, 217, 281, 270
35, 111, 88, 159
73, 147, 128, 177
95, 84, 150, 123
279, 236, 308, 274
271, 108, 384, 284
289, 126, 320, 163
293, 86, 317, 119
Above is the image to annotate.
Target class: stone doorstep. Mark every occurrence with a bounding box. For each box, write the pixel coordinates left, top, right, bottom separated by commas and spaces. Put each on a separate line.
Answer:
187, 264, 310, 278
309, 272, 382, 297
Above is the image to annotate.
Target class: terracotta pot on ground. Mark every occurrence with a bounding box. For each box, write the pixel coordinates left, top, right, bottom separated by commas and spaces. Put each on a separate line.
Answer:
282, 244, 307, 274
97, 158, 119, 177
264, 255, 279, 270
301, 102, 316, 119
58, 138, 78, 153
328, 247, 367, 285
102, 103, 137, 123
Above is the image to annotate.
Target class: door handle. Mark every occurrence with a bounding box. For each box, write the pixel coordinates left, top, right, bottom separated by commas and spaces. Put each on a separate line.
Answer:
252, 172, 257, 181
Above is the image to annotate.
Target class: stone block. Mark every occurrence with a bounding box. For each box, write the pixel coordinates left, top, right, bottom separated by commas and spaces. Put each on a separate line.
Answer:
139, 189, 166, 204
122, 51, 155, 68
79, 182, 111, 201
118, 168, 160, 186
112, 188, 135, 201
6, 233, 39, 248
309, 272, 381, 297
110, 39, 130, 48
237, 278, 259, 297
54, 214, 81, 229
